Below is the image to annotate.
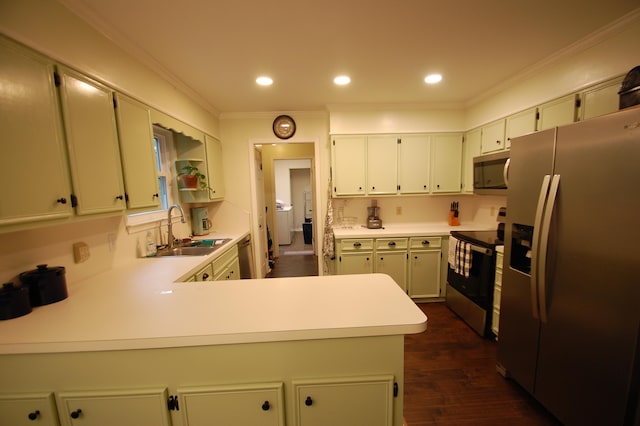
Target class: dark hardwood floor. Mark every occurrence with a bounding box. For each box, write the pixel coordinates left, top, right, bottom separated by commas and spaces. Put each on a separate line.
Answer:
266, 256, 559, 425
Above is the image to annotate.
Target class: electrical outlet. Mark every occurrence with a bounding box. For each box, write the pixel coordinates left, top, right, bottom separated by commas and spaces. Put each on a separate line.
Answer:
73, 242, 90, 263
396, 206, 402, 215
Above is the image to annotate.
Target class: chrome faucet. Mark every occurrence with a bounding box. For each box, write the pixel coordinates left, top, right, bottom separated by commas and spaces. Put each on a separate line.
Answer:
167, 204, 186, 249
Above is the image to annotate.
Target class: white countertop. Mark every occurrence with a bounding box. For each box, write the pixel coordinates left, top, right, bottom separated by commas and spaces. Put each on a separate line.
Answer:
0, 229, 427, 354
332, 222, 496, 239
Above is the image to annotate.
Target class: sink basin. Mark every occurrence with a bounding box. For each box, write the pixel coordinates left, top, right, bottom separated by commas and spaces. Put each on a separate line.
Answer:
156, 246, 217, 257
155, 238, 231, 257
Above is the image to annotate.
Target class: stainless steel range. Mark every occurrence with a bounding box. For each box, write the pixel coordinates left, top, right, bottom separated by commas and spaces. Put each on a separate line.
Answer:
446, 216, 504, 337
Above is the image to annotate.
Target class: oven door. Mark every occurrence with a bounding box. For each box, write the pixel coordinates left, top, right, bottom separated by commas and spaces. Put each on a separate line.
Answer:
447, 244, 496, 308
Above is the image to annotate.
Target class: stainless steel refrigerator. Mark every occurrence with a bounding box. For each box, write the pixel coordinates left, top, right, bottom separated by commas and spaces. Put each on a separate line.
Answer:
497, 106, 640, 425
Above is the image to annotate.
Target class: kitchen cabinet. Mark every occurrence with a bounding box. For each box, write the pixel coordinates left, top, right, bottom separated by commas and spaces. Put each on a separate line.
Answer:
212, 244, 240, 281
178, 382, 284, 426
332, 136, 367, 196
431, 134, 462, 193
398, 134, 431, 194
480, 119, 506, 154
293, 375, 394, 426
0, 36, 73, 226
407, 237, 442, 299
367, 135, 398, 195
375, 238, 408, 292
579, 76, 624, 121
56, 388, 170, 426
0, 392, 59, 426
174, 132, 209, 204
57, 66, 126, 215
114, 93, 160, 210
336, 238, 374, 275
205, 134, 225, 201
505, 107, 537, 149
537, 94, 577, 131
461, 128, 481, 193
194, 263, 213, 281
492, 246, 503, 337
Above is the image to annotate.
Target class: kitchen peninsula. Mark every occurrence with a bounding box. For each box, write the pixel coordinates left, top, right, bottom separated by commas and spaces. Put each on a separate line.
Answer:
0, 252, 426, 426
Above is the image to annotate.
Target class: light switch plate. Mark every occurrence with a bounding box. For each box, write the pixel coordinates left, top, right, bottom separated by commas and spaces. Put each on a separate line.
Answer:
73, 242, 90, 263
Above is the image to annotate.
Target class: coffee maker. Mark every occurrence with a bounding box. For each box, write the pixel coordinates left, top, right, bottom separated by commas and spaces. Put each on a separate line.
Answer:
366, 200, 382, 229
191, 207, 211, 236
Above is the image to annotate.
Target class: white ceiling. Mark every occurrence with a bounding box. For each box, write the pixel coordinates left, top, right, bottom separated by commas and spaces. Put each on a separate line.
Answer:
58, 0, 638, 114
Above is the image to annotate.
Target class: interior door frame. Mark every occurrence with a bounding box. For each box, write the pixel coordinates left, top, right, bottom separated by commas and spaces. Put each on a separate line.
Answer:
248, 137, 322, 277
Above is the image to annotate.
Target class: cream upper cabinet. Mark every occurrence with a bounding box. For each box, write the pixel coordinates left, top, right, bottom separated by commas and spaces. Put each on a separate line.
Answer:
367, 135, 398, 194
205, 134, 225, 201
538, 94, 577, 131
398, 134, 431, 194
480, 119, 506, 154
57, 66, 125, 215
580, 76, 624, 121
332, 136, 366, 196
0, 36, 73, 226
461, 128, 481, 194
431, 134, 462, 193
505, 107, 538, 148
114, 93, 160, 210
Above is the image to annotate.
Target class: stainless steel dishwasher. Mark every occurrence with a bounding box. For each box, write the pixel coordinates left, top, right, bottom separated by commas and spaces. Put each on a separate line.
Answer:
238, 234, 255, 279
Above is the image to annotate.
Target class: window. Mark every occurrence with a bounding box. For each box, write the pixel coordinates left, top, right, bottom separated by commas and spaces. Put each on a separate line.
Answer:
153, 133, 170, 210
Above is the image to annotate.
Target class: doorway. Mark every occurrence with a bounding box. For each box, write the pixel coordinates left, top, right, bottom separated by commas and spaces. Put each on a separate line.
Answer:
249, 140, 320, 278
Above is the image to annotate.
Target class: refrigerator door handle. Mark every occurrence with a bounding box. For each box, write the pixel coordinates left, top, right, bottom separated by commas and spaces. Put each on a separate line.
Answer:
503, 158, 511, 188
531, 174, 552, 319
538, 174, 560, 323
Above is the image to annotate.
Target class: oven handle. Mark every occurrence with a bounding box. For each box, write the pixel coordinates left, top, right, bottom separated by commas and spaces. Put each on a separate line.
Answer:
531, 174, 551, 320
538, 174, 560, 323
467, 243, 493, 256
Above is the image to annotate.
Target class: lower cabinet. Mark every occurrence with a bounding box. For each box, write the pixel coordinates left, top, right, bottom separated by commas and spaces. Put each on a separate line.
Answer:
336, 239, 374, 275
56, 388, 170, 426
0, 392, 59, 426
191, 244, 239, 282
293, 375, 395, 426
179, 383, 284, 426
408, 237, 442, 299
492, 246, 504, 337
375, 238, 408, 292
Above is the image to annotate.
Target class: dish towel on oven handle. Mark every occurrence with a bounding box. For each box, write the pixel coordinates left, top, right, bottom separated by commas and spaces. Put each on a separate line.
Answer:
448, 236, 472, 278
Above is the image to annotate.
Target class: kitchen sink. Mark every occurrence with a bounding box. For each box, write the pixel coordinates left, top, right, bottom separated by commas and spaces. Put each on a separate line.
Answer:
155, 239, 231, 257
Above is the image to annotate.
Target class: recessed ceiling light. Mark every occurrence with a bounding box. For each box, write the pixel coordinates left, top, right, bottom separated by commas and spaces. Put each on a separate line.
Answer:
334, 75, 351, 86
256, 76, 273, 86
424, 74, 443, 84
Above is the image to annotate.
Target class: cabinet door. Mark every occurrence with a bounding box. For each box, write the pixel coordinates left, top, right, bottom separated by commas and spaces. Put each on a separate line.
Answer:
480, 119, 506, 154
338, 252, 373, 275
332, 136, 366, 196
538, 94, 577, 131
408, 250, 441, 298
179, 383, 284, 426
580, 76, 624, 121
194, 264, 213, 281
214, 257, 240, 281
294, 376, 394, 426
431, 134, 462, 193
505, 107, 537, 149
0, 36, 73, 226
398, 135, 430, 194
205, 134, 225, 201
375, 251, 407, 292
114, 93, 160, 210
57, 388, 170, 426
0, 392, 58, 426
461, 128, 481, 193
57, 67, 126, 215
367, 136, 398, 194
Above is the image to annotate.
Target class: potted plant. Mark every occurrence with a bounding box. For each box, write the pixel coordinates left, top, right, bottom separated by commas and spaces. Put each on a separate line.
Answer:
177, 165, 208, 190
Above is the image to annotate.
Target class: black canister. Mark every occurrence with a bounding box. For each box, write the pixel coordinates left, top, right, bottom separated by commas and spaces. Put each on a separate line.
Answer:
19, 264, 68, 306
0, 283, 32, 320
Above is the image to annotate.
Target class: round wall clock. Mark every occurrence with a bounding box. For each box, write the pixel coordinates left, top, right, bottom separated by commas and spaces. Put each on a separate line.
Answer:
272, 115, 296, 139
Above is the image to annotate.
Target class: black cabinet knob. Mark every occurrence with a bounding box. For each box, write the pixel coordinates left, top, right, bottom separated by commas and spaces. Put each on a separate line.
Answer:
262, 401, 270, 411
388, 241, 396, 246
414, 256, 418, 260
70, 409, 82, 419
353, 242, 361, 248
422, 240, 430, 245
115, 195, 124, 200
202, 273, 209, 280
56, 198, 67, 204
28, 410, 40, 420
305, 396, 313, 406
153, 193, 159, 198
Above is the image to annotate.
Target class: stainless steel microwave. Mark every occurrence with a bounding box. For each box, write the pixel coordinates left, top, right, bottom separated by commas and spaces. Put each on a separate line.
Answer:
473, 151, 510, 195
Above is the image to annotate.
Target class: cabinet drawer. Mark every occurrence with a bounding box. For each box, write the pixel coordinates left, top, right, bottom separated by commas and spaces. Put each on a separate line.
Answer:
494, 269, 502, 287
375, 238, 407, 251
338, 239, 374, 252
194, 264, 213, 281
493, 284, 502, 308
409, 237, 441, 249
212, 244, 239, 273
